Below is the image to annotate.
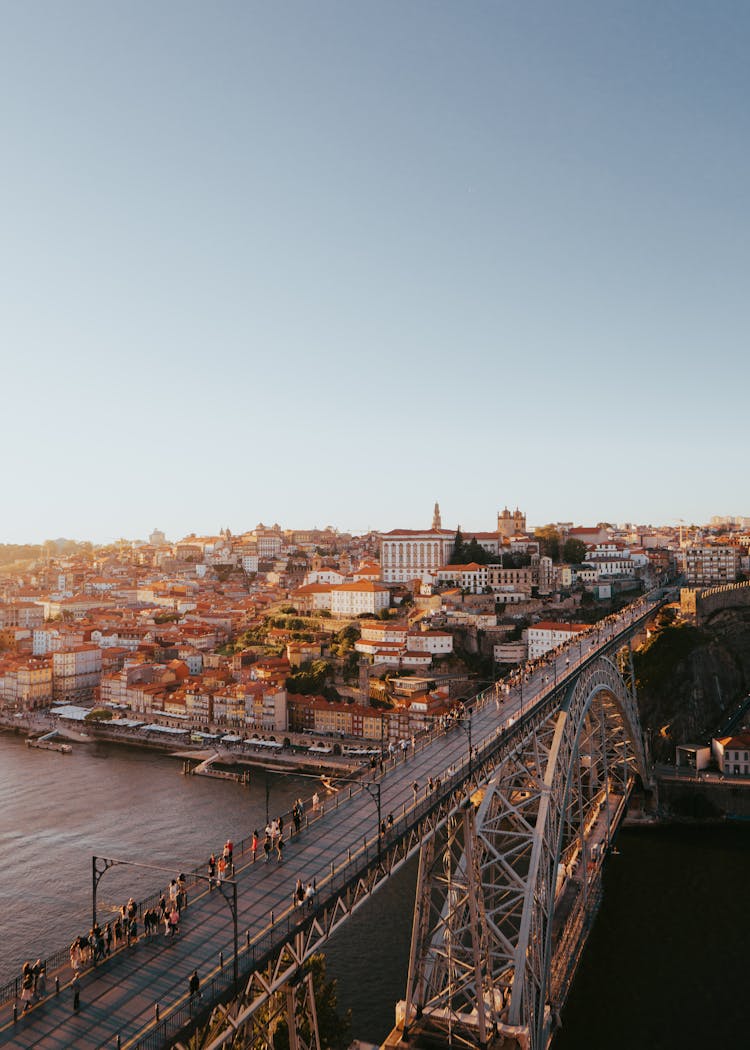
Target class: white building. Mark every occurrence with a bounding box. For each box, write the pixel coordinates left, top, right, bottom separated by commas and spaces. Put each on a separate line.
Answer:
712, 733, 750, 776
435, 563, 490, 594
525, 621, 588, 659
330, 580, 390, 617
380, 529, 455, 584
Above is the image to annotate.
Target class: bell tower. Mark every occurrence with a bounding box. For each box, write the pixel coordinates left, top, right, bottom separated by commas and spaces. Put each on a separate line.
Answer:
432, 502, 442, 530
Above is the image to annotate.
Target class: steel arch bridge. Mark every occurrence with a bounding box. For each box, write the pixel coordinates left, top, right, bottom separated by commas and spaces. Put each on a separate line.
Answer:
0, 600, 660, 1050
398, 653, 649, 1050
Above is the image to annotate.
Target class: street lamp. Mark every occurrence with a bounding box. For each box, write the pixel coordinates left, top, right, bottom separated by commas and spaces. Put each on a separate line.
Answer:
292, 771, 382, 859
454, 710, 473, 777
92, 856, 239, 989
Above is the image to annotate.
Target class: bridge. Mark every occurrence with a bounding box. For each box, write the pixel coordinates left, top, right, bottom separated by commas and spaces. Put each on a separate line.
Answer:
0, 595, 663, 1050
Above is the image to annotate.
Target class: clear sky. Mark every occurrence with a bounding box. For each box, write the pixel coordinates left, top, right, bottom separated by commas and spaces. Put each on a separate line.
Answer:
1, 1, 748, 544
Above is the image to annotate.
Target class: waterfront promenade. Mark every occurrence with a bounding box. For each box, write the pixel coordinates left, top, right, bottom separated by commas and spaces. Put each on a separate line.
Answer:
0, 598, 657, 1049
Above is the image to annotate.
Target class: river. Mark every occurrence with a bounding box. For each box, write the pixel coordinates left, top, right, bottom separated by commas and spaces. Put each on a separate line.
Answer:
1, 732, 747, 1046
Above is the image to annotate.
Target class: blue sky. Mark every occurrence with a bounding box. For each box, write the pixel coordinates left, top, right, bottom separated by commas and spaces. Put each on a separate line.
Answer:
1, 2, 748, 544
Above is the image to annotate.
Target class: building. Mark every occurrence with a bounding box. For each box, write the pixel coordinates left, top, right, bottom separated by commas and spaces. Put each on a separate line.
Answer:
434, 563, 490, 594
497, 507, 526, 539
684, 546, 739, 586
525, 621, 588, 659
380, 528, 455, 585
52, 646, 102, 703
0, 602, 45, 629
712, 732, 750, 776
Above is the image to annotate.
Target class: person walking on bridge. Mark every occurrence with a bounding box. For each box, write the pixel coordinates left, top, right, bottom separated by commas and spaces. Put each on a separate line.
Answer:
189, 969, 201, 1000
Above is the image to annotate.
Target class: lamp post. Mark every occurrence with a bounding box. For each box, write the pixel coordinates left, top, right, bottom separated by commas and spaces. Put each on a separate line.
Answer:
292, 771, 382, 859
454, 710, 473, 777
92, 856, 239, 989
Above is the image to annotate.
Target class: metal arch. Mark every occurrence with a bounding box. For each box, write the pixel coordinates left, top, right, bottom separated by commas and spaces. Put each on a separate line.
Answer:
481, 654, 648, 1048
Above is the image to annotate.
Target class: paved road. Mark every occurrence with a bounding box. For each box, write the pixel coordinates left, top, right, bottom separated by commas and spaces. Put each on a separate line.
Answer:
0, 599, 656, 1049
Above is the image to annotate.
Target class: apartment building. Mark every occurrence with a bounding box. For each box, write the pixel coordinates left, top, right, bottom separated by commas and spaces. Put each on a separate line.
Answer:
684, 546, 739, 586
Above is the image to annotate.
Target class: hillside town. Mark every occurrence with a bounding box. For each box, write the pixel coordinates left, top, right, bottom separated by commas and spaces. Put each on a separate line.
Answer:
1, 506, 748, 752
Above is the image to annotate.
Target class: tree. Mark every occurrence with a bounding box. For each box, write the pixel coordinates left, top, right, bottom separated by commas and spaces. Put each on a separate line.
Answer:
535, 525, 561, 562
563, 538, 588, 564
85, 708, 113, 722
272, 954, 351, 1050
450, 527, 465, 564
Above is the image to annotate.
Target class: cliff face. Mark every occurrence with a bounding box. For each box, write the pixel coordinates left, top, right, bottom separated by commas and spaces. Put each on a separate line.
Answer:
633, 610, 750, 758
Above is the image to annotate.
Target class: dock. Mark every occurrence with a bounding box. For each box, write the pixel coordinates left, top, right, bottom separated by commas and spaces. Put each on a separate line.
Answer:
25, 731, 72, 754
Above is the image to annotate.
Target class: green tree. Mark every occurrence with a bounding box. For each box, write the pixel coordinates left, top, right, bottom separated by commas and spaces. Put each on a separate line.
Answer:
535, 525, 561, 562
85, 708, 113, 722
450, 527, 465, 564
272, 954, 351, 1050
563, 538, 588, 564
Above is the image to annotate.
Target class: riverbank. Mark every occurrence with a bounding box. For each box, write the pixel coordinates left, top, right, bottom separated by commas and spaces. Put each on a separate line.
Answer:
0, 711, 364, 776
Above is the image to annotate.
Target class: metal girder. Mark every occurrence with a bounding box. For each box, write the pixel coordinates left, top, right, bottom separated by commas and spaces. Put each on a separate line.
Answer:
404, 654, 649, 1050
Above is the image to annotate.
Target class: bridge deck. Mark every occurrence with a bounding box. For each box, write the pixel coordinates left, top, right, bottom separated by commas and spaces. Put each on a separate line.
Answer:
0, 601, 656, 1048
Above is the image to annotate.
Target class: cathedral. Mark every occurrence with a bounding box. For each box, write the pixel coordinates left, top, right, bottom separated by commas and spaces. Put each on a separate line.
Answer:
497, 506, 526, 539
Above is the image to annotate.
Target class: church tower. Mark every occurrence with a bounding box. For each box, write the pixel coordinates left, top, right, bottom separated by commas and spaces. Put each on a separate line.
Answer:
432, 502, 442, 530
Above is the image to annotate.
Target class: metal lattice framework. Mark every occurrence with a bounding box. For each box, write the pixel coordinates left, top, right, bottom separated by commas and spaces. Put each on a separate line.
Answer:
401, 654, 649, 1050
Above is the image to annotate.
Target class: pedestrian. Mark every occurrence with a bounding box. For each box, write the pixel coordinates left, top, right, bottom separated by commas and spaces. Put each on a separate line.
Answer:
304, 882, 315, 910
105, 922, 113, 955
251, 831, 259, 862
263, 833, 272, 862
311, 791, 320, 812
35, 965, 47, 1001
412, 780, 419, 802
293, 878, 303, 907
177, 873, 188, 909
208, 854, 216, 888
217, 855, 226, 885
20, 971, 34, 1013
276, 834, 284, 863
387, 813, 394, 829
188, 969, 201, 999
72, 973, 80, 1012
169, 907, 179, 937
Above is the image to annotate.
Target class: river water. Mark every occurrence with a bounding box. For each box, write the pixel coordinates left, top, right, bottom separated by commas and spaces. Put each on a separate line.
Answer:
1, 732, 747, 1046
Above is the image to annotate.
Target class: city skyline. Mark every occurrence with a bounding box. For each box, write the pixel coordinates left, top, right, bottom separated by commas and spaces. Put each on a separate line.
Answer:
2, 3, 749, 544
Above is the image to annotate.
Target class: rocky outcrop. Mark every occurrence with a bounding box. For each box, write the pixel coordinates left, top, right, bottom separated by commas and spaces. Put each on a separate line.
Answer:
634, 610, 750, 759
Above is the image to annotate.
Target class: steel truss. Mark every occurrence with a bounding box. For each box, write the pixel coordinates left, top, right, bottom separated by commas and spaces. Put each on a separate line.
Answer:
401, 654, 649, 1050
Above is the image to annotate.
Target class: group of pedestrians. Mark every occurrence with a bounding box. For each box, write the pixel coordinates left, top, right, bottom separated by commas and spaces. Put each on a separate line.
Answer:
257, 817, 285, 862
207, 841, 233, 886
291, 878, 316, 910
19, 960, 46, 1013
